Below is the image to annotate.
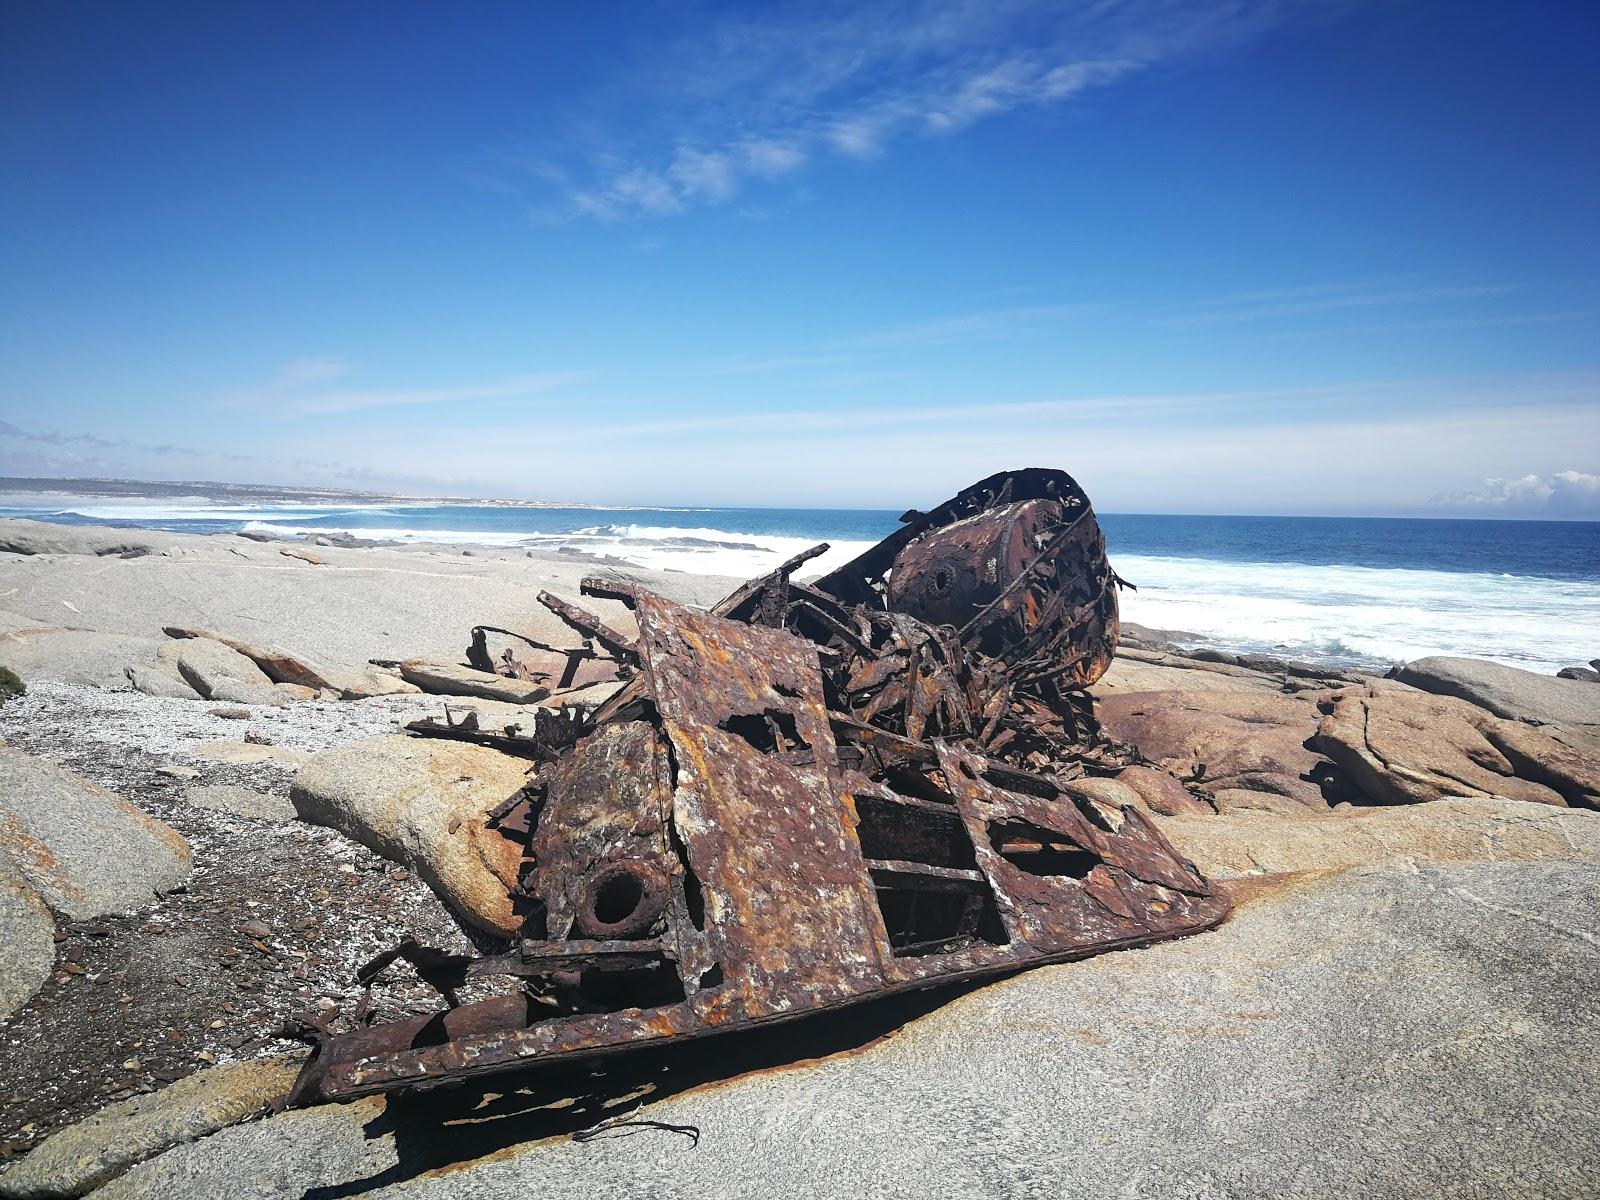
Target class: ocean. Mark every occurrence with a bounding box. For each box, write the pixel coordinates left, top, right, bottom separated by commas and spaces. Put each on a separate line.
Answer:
3, 496, 1597, 675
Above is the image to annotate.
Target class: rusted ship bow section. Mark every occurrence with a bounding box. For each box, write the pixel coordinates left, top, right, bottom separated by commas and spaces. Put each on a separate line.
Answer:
287, 469, 1228, 1106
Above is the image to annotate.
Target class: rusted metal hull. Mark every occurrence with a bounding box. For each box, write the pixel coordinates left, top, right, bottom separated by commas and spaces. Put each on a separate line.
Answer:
287, 468, 1223, 1107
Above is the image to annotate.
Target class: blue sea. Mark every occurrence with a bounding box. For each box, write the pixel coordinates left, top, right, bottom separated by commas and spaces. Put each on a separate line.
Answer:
3, 495, 1596, 675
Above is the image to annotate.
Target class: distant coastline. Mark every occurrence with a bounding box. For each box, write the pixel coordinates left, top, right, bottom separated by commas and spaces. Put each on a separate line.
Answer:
0, 475, 655, 511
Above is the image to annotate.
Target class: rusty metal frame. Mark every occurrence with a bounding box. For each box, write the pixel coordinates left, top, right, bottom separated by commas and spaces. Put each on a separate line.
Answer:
288, 561, 1225, 1106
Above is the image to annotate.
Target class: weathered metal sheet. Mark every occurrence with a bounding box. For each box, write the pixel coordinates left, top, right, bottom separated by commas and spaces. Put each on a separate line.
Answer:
631, 591, 889, 1020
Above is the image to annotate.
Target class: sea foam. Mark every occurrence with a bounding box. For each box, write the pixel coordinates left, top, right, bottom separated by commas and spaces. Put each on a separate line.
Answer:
1114, 553, 1595, 674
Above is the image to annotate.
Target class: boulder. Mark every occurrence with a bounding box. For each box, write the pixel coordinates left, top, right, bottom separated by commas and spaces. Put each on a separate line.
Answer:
1157, 796, 1600, 880
159, 625, 414, 698
124, 662, 201, 700
0, 1053, 303, 1199
161, 637, 280, 705
1557, 666, 1600, 683
1393, 656, 1600, 740
0, 748, 191, 920
290, 736, 530, 935
1314, 687, 1600, 809
184, 785, 297, 823
83, 863, 1600, 1200
0, 628, 161, 689
398, 659, 551, 705
0, 519, 160, 557
1112, 765, 1211, 816
1096, 690, 1333, 811
162, 625, 335, 687
0, 871, 55, 1022
340, 667, 422, 699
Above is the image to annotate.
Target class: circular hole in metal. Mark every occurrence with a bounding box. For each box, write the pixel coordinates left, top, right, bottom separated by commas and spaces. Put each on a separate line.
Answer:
591, 872, 644, 927
930, 566, 954, 595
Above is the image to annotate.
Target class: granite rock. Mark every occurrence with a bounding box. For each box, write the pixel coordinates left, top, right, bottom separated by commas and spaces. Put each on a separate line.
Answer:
0, 747, 191, 920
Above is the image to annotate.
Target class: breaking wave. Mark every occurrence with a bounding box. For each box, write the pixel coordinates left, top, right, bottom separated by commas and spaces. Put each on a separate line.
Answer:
1113, 553, 1596, 674
239, 520, 877, 579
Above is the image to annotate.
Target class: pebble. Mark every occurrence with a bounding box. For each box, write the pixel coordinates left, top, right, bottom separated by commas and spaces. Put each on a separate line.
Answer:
156, 764, 201, 779
239, 920, 270, 939
211, 706, 252, 720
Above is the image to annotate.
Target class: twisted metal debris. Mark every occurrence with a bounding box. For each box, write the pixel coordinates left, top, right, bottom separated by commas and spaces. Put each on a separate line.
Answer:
287, 468, 1227, 1106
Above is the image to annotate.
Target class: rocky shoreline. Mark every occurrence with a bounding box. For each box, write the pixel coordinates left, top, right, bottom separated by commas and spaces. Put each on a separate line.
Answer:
0, 516, 1596, 1198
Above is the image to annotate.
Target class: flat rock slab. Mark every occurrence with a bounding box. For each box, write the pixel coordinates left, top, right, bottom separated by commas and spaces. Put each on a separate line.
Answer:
160, 626, 417, 699
87, 861, 1600, 1199
1158, 796, 1600, 879
1315, 687, 1600, 809
0, 748, 191, 920
398, 660, 550, 705
290, 735, 530, 935
0, 1054, 303, 1199
123, 662, 201, 700
1091, 654, 1277, 695
161, 638, 279, 705
186, 740, 310, 769
0, 871, 56, 1022
1395, 656, 1600, 738
0, 519, 161, 557
0, 629, 162, 690
184, 784, 297, 824
1097, 689, 1334, 811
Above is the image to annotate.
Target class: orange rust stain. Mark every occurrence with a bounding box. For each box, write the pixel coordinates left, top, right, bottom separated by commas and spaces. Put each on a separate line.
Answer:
1217, 870, 1334, 914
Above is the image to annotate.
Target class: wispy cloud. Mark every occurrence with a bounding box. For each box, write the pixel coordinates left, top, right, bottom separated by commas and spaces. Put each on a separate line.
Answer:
276, 355, 352, 385
842, 302, 1096, 349
1157, 283, 1514, 328
0, 419, 257, 468
706, 301, 1095, 375
285, 372, 589, 415
220, 359, 591, 415
526, 1, 1297, 223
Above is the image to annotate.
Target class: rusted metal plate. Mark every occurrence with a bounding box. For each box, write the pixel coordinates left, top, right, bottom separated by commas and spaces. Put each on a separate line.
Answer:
934, 743, 1222, 955
631, 591, 889, 1019
530, 720, 676, 943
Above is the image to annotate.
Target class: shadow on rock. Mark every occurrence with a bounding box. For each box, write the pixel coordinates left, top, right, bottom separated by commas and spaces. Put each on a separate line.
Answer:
303, 978, 992, 1198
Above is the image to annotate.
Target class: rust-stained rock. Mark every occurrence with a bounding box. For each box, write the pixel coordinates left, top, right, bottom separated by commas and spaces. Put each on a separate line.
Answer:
0, 870, 55, 1023
0, 747, 191, 921
289, 735, 530, 935
0, 1053, 304, 1199
1097, 690, 1333, 812
1114, 764, 1212, 816
1314, 686, 1600, 809
159, 637, 279, 705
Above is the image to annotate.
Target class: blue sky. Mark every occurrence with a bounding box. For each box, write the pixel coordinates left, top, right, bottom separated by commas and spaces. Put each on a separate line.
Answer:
2, 1, 1597, 516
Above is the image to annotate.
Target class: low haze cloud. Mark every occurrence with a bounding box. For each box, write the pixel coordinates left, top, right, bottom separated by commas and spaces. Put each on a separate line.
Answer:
1428, 470, 1600, 519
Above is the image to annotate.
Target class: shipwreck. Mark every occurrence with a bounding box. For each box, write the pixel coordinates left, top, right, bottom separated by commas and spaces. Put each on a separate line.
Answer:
287, 468, 1229, 1106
